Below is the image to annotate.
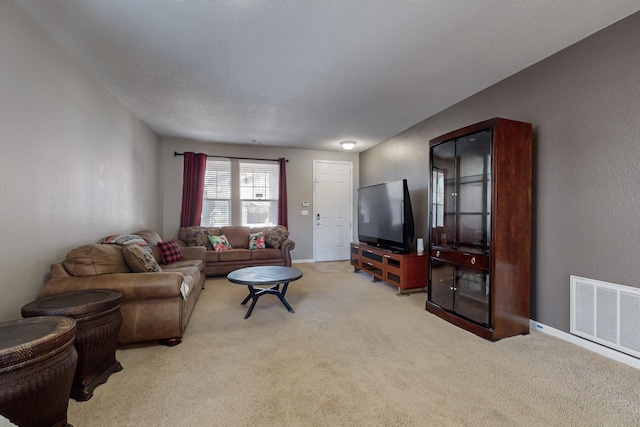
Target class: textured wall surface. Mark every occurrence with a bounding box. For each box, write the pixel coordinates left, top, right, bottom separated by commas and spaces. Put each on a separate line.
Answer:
360, 12, 640, 332
0, 2, 160, 322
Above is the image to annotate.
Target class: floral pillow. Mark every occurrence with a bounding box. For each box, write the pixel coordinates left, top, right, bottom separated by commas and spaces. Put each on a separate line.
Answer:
208, 234, 232, 252
248, 232, 265, 250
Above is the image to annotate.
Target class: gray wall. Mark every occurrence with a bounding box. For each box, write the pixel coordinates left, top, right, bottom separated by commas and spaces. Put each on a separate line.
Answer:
160, 138, 359, 261
360, 12, 640, 333
0, 1, 161, 322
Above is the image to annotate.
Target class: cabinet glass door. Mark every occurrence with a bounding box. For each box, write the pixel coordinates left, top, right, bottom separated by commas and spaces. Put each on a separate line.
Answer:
430, 261, 490, 326
454, 267, 490, 326
456, 130, 491, 254
430, 141, 456, 248
429, 259, 455, 311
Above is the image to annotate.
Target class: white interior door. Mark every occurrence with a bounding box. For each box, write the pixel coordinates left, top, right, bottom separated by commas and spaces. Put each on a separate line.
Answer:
313, 160, 353, 262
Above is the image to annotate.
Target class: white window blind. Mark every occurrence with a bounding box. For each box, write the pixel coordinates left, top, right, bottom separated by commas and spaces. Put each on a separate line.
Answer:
239, 161, 279, 227
201, 159, 231, 227
200, 158, 279, 227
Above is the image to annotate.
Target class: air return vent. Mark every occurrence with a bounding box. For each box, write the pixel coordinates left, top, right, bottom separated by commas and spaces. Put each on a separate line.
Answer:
570, 276, 640, 359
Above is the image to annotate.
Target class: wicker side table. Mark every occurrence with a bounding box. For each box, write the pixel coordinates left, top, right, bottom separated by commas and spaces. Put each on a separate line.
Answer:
22, 289, 123, 401
0, 316, 78, 427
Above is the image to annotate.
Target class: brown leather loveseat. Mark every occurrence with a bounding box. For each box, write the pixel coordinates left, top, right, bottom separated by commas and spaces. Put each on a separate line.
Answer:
177, 225, 295, 276
39, 230, 205, 346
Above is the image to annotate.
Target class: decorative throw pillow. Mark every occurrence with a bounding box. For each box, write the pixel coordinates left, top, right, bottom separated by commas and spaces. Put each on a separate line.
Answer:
156, 238, 184, 264
264, 226, 289, 249
208, 234, 232, 252
97, 234, 152, 253
248, 232, 266, 250
123, 244, 163, 273
186, 228, 213, 249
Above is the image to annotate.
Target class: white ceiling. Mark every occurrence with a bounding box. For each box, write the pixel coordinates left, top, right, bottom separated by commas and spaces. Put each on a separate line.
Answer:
15, 1, 640, 152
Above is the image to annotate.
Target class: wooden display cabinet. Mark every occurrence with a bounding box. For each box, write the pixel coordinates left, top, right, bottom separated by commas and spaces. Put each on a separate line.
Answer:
426, 117, 532, 340
350, 242, 428, 292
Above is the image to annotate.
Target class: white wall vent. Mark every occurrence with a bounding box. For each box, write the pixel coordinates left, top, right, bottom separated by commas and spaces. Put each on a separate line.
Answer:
570, 275, 640, 359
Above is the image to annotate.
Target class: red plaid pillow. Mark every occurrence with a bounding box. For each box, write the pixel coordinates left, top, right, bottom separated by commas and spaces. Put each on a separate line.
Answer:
157, 239, 184, 264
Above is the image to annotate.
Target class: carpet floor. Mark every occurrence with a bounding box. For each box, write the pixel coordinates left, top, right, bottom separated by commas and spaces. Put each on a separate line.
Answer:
60, 261, 640, 426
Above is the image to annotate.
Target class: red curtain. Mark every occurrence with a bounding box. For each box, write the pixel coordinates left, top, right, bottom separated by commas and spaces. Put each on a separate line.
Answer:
278, 157, 288, 228
180, 152, 208, 227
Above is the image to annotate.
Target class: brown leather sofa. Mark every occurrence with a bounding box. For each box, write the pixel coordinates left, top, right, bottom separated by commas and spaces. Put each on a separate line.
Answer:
39, 230, 205, 346
177, 225, 295, 276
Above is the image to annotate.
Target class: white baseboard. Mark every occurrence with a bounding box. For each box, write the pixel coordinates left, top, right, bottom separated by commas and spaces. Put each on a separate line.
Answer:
291, 259, 314, 264
529, 320, 640, 370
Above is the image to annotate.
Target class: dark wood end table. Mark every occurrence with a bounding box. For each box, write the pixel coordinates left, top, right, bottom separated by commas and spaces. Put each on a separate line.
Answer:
227, 266, 303, 319
0, 316, 78, 427
22, 289, 123, 401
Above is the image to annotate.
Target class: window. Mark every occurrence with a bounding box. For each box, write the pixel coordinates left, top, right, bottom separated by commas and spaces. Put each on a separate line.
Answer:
201, 159, 231, 227
240, 161, 279, 227
201, 158, 279, 227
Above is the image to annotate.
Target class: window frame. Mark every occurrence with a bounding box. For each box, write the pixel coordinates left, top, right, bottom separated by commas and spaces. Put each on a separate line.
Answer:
200, 158, 279, 227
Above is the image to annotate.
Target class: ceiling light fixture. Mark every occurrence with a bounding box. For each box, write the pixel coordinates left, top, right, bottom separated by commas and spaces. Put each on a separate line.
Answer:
340, 140, 356, 150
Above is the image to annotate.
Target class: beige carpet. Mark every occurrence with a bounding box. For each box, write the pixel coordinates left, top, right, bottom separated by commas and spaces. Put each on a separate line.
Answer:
64, 262, 640, 426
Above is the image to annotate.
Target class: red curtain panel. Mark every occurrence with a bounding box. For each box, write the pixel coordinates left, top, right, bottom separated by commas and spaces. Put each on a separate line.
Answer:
180, 152, 207, 227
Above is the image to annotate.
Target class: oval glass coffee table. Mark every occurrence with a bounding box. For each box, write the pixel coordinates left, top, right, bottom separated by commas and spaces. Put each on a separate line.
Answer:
227, 266, 303, 319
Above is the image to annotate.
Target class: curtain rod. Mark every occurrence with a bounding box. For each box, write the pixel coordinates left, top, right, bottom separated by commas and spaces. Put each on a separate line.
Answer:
174, 151, 287, 162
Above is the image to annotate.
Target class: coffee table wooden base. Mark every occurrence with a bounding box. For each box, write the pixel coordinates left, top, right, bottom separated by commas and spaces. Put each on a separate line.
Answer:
227, 266, 303, 319
241, 283, 295, 319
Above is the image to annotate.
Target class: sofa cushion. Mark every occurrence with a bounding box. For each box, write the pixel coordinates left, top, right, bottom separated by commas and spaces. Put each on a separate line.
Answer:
205, 250, 219, 263
64, 244, 132, 276
249, 232, 266, 249
250, 226, 271, 234
251, 248, 283, 261
157, 239, 184, 264
221, 226, 250, 249
132, 230, 164, 246
123, 244, 163, 273
209, 234, 232, 251
265, 225, 290, 249
218, 249, 251, 262
162, 263, 201, 277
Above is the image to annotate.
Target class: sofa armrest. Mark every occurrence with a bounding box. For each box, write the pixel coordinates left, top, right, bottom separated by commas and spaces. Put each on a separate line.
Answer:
280, 239, 295, 266
179, 245, 206, 262
40, 272, 185, 302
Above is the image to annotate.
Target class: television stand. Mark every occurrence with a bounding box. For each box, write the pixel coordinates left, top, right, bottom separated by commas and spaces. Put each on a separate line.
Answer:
350, 242, 428, 292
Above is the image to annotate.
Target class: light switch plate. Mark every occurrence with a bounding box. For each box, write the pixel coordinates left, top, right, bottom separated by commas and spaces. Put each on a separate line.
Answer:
301, 210, 309, 216
302, 201, 309, 207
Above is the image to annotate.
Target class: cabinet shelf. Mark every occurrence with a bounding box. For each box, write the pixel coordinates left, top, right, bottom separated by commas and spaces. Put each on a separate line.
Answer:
444, 174, 492, 185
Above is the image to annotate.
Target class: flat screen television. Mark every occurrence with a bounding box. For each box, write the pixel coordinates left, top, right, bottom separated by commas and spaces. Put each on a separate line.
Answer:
357, 179, 415, 253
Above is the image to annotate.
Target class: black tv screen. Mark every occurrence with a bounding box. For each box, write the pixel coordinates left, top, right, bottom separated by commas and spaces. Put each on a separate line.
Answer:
357, 179, 414, 253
